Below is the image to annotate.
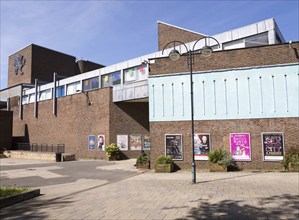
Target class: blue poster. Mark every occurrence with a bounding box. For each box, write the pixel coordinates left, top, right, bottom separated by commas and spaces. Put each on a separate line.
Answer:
88, 135, 95, 150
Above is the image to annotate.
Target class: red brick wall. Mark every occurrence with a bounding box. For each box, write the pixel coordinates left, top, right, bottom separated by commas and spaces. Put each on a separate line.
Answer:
158, 22, 205, 51
11, 88, 149, 159
150, 118, 299, 170
151, 42, 299, 75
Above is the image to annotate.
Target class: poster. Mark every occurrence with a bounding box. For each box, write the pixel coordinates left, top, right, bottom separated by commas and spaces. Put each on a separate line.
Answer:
130, 134, 142, 151
97, 135, 105, 151
230, 133, 251, 161
143, 135, 150, 150
194, 133, 211, 160
165, 134, 183, 160
88, 135, 95, 151
262, 132, 284, 161
117, 135, 128, 151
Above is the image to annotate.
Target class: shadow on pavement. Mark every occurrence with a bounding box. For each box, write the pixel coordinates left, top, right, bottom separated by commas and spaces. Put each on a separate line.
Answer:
0, 196, 73, 219
179, 194, 299, 220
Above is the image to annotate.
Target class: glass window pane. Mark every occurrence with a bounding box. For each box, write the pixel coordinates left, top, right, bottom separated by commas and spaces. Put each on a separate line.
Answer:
101, 74, 111, 87
56, 86, 65, 98
112, 71, 121, 85
91, 77, 99, 89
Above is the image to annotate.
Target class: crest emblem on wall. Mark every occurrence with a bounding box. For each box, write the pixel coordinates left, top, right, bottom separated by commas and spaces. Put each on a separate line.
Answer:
14, 54, 26, 75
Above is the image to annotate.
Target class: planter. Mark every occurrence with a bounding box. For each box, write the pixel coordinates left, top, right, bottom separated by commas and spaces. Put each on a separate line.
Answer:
288, 163, 299, 172
136, 161, 150, 169
155, 163, 173, 173
209, 163, 228, 172
108, 154, 120, 161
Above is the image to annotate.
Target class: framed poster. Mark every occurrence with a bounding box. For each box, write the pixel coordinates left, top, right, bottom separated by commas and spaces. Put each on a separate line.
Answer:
88, 135, 95, 151
262, 132, 284, 161
143, 135, 150, 150
230, 133, 251, 161
165, 134, 183, 160
194, 133, 211, 160
97, 135, 105, 151
130, 134, 142, 151
117, 135, 128, 151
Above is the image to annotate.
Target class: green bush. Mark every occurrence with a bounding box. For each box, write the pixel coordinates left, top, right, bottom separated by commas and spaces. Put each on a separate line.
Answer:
0, 187, 29, 198
105, 143, 120, 158
281, 147, 299, 170
155, 156, 173, 164
136, 154, 150, 164
208, 148, 233, 168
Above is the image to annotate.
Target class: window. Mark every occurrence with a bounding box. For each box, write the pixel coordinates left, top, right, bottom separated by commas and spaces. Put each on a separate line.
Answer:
83, 77, 99, 91
29, 94, 35, 103
124, 64, 148, 83
67, 81, 80, 95
22, 95, 28, 104
101, 71, 121, 87
39, 89, 52, 101
56, 86, 65, 98
112, 71, 121, 85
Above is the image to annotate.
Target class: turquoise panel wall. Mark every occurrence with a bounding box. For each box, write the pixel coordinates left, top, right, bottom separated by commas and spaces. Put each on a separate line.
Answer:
149, 64, 299, 122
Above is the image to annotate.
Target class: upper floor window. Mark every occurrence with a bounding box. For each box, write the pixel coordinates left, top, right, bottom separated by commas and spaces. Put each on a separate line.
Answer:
67, 81, 80, 95
124, 64, 148, 83
101, 71, 121, 88
83, 77, 99, 91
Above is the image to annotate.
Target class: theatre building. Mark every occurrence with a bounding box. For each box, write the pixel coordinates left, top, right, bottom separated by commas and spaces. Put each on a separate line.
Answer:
0, 18, 298, 170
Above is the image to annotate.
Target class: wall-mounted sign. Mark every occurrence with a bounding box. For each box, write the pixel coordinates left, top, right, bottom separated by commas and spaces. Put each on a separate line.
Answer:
88, 135, 95, 151
97, 135, 105, 151
262, 132, 284, 161
194, 133, 211, 160
14, 54, 26, 75
230, 133, 251, 161
165, 134, 183, 160
130, 134, 142, 151
117, 135, 128, 151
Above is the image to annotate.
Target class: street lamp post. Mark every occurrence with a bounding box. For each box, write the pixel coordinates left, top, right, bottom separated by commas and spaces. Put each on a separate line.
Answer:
162, 37, 220, 184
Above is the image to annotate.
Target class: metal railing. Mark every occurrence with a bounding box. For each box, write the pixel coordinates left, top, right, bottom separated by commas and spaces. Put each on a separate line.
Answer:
17, 143, 65, 153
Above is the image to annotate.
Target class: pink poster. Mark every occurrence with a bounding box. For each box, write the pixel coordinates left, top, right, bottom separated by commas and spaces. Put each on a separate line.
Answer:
230, 133, 251, 161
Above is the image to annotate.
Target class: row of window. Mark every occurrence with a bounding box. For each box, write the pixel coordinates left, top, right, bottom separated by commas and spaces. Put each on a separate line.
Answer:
22, 64, 148, 104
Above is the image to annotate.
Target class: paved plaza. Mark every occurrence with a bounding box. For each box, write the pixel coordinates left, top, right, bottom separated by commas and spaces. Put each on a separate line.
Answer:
0, 158, 298, 220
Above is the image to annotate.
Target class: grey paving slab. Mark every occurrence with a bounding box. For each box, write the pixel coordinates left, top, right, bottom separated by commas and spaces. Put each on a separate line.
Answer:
0, 158, 299, 219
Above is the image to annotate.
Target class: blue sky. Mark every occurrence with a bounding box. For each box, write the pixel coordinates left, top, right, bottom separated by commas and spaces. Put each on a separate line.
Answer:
0, 0, 298, 90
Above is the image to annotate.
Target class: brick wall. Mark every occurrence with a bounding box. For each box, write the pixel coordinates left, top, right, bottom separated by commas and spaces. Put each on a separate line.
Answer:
150, 118, 299, 170
8, 44, 104, 88
158, 22, 204, 51
0, 111, 13, 149
151, 42, 299, 75
11, 88, 149, 159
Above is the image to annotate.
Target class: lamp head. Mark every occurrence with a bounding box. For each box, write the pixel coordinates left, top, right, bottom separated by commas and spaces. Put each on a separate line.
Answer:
169, 49, 181, 61
200, 45, 213, 57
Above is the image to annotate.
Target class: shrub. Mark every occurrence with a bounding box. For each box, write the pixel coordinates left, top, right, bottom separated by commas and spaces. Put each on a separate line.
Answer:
105, 143, 120, 158
208, 148, 234, 168
155, 155, 173, 164
136, 154, 150, 164
281, 147, 299, 170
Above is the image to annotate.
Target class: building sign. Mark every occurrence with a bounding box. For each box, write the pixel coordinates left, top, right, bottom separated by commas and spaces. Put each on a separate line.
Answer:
262, 132, 284, 161
143, 135, 150, 150
194, 133, 211, 160
117, 135, 128, 151
88, 135, 95, 151
130, 134, 142, 151
14, 54, 26, 75
230, 133, 251, 161
97, 135, 105, 151
165, 134, 183, 160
